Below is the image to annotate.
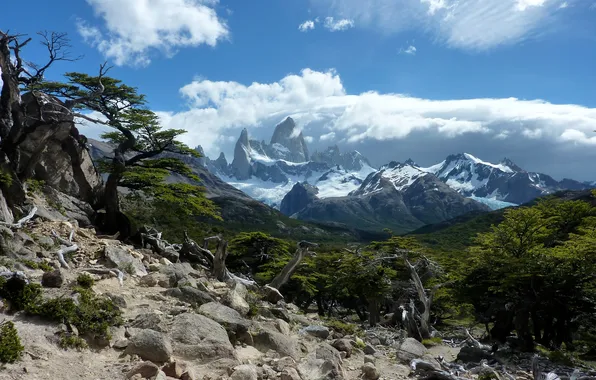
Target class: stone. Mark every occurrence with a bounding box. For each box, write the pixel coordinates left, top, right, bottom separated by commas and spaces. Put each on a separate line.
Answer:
170, 313, 235, 361
164, 286, 214, 306
198, 302, 253, 345
139, 272, 171, 288
331, 339, 352, 358
113, 339, 129, 349
160, 257, 173, 266
272, 357, 297, 372
361, 363, 380, 380
363, 344, 376, 355
363, 355, 375, 364
280, 368, 302, 380
154, 371, 168, 380
263, 285, 284, 304
126, 361, 160, 379
297, 343, 345, 380
270, 308, 292, 323
106, 292, 127, 308
396, 338, 428, 364
226, 282, 250, 316
41, 269, 64, 288
253, 328, 300, 360
231, 364, 258, 380
162, 361, 188, 378
125, 329, 173, 363
129, 312, 167, 332
456, 346, 493, 363
276, 319, 291, 336
302, 325, 330, 339
104, 245, 147, 277
180, 370, 197, 380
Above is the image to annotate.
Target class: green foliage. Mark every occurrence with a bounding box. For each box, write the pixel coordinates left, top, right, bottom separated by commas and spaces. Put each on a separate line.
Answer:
58, 335, 88, 350
421, 337, 443, 347
229, 232, 292, 281
24, 179, 45, 195
458, 197, 596, 349
478, 373, 499, 380
0, 321, 23, 364
324, 319, 359, 336
0, 278, 43, 313
20, 260, 53, 272
0, 168, 13, 187
76, 273, 95, 289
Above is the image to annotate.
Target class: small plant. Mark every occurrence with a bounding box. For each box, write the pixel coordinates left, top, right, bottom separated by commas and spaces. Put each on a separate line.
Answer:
58, 335, 88, 350
20, 260, 53, 272
422, 337, 443, 347
325, 319, 359, 336
76, 273, 94, 289
122, 262, 136, 276
478, 373, 499, 380
354, 337, 366, 350
0, 321, 24, 363
24, 179, 45, 195
0, 168, 13, 188
0, 277, 43, 313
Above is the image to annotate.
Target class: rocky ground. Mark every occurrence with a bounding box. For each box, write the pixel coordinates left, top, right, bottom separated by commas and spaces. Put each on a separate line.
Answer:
0, 210, 594, 380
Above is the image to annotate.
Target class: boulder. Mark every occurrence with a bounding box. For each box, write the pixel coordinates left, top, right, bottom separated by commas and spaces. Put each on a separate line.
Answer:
297, 343, 345, 380
226, 282, 250, 316
363, 344, 376, 355
231, 364, 258, 380
253, 328, 300, 360
456, 346, 493, 363
139, 272, 172, 288
198, 302, 253, 345
162, 361, 188, 378
302, 325, 330, 339
41, 269, 64, 288
125, 329, 173, 363
281, 368, 302, 380
126, 361, 160, 379
104, 245, 147, 277
170, 313, 235, 361
128, 312, 167, 333
361, 363, 380, 380
263, 285, 284, 304
163, 286, 214, 306
276, 319, 291, 336
396, 338, 428, 364
331, 339, 352, 358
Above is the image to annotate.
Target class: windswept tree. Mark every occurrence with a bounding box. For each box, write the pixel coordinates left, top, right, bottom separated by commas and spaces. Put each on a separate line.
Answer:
0, 30, 219, 233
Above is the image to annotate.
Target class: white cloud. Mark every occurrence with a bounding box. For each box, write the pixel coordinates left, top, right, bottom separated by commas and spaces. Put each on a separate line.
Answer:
323, 17, 355, 31
299, 20, 316, 32
400, 45, 417, 55
559, 2, 569, 9
308, 0, 575, 51
304, 136, 314, 143
163, 68, 596, 169
78, 0, 229, 66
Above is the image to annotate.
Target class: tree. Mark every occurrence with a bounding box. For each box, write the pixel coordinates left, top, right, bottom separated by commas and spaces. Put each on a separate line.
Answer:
0, 30, 219, 233
459, 200, 596, 351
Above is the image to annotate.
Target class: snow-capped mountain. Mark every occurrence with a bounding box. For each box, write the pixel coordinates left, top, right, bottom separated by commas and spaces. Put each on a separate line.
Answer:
199, 117, 376, 208
418, 153, 591, 206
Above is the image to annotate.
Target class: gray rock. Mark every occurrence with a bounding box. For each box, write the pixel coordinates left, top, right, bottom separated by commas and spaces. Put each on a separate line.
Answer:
231, 364, 258, 380
129, 312, 167, 332
363, 355, 375, 364
297, 343, 345, 380
270, 307, 292, 322
198, 302, 252, 344
361, 363, 380, 380
331, 339, 352, 358
280, 182, 319, 217
276, 319, 291, 336
139, 272, 171, 288
281, 368, 302, 380
104, 245, 147, 277
396, 338, 428, 364
126, 361, 160, 379
226, 282, 250, 316
105, 292, 127, 308
363, 344, 376, 355
162, 361, 188, 378
125, 329, 172, 363
302, 325, 330, 339
456, 346, 493, 363
163, 286, 214, 306
154, 370, 167, 380
41, 269, 64, 288
231, 129, 252, 180
170, 313, 235, 361
253, 328, 300, 360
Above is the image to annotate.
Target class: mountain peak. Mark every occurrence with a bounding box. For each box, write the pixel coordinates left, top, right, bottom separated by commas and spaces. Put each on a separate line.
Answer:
500, 157, 523, 172
269, 117, 309, 162
404, 158, 418, 166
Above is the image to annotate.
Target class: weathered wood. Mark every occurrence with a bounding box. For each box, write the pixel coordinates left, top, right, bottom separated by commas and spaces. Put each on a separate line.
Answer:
269, 241, 317, 290
0, 206, 36, 228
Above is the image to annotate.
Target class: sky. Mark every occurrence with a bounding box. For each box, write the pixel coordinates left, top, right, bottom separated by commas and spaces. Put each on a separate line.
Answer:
2, 0, 596, 181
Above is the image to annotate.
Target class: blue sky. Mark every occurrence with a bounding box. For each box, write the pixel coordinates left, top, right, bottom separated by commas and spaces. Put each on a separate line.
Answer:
2, 0, 596, 180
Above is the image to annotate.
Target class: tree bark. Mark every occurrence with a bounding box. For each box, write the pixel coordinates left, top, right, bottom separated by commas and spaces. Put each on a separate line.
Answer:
269, 241, 317, 290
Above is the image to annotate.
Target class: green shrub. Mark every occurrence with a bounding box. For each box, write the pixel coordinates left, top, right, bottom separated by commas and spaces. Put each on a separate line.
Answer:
422, 337, 443, 347
0, 169, 13, 188
20, 260, 53, 272
76, 273, 94, 289
0, 321, 24, 363
58, 335, 88, 350
24, 179, 45, 195
478, 373, 499, 380
0, 277, 43, 313
325, 319, 359, 336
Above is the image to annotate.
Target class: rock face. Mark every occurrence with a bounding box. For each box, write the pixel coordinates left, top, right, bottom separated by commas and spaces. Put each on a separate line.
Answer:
103, 245, 147, 277
280, 182, 319, 216
232, 128, 252, 180
18, 92, 102, 205
395, 338, 428, 364
269, 117, 309, 162
311, 145, 371, 171
125, 329, 173, 363
170, 313, 235, 361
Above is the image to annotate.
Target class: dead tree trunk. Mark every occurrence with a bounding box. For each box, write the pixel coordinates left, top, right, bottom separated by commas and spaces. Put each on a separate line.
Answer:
268, 241, 318, 290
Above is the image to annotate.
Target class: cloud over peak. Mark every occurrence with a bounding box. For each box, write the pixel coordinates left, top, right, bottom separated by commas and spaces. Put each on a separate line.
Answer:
78, 0, 229, 66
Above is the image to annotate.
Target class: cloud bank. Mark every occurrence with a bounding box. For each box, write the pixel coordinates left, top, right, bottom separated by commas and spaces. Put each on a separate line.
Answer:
79, 68, 596, 181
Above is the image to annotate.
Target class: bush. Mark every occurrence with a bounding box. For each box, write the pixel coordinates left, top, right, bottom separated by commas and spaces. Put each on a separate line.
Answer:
58, 335, 88, 350
422, 337, 443, 347
0, 277, 43, 312
325, 319, 359, 336
24, 179, 45, 195
0, 321, 24, 363
21, 260, 53, 272
76, 273, 94, 289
